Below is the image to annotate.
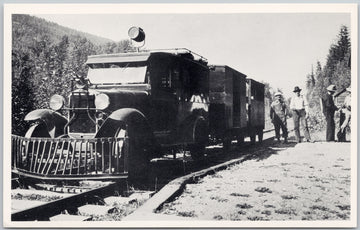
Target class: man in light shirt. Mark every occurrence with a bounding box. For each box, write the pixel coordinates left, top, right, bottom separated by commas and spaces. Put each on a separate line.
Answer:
290, 86, 313, 143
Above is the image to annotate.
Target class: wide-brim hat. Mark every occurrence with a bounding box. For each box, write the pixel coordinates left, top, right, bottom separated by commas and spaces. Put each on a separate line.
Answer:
293, 86, 301, 92
274, 92, 282, 97
326, 84, 337, 92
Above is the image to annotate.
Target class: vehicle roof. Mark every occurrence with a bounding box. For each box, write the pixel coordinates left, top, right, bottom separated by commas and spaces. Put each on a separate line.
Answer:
86, 48, 208, 65
209, 65, 247, 77
86, 52, 152, 64
247, 78, 265, 87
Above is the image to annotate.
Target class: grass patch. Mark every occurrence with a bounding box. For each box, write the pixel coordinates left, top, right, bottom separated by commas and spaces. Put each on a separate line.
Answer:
177, 211, 196, 218
12, 193, 62, 202
230, 193, 250, 197
213, 215, 223, 220
255, 187, 272, 193
267, 179, 281, 182
237, 210, 247, 215
337, 213, 349, 219
261, 210, 271, 215
236, 203, 253, 209
336, 205, 350, 211
310, 205, 329, 211
210, 196, 229, 202
281, 195, 297, 200
275, 208, 297, 215
247, 216, 266, 221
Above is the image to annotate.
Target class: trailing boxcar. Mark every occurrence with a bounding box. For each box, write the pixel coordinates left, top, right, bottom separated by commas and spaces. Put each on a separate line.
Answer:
11, 27, 264, 182
208, 65, 264, 149
245, 78, 265, 143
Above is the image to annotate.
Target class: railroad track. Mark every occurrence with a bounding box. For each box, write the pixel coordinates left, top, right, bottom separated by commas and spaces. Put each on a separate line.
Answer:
11, 128, 284, 222
11, 181, 154, 221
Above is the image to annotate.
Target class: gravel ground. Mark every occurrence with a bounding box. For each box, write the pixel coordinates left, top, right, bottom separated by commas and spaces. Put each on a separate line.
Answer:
159, 138, 351, 221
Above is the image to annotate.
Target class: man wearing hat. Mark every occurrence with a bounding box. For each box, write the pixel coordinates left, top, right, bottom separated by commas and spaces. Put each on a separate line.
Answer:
338, 87, 351, 141
290, 86, 312, 143
270, 92, 289, 143
322, 84, 338, 141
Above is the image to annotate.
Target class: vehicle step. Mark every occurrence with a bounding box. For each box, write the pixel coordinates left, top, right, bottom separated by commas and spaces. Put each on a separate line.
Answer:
78, 205, 116, 216
50, 214, 92, 221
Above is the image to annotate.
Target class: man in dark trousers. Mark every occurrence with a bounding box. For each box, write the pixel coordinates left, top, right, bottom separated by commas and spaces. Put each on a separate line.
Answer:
322, 84, 338, 141
270, 92, 289, 143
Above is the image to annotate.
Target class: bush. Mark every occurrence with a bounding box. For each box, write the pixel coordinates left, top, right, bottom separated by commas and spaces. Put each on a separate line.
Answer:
307, 110, 326, 132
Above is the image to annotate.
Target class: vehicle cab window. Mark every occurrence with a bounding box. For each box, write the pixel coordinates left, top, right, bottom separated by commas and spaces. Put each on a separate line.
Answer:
160, 67, 172, 89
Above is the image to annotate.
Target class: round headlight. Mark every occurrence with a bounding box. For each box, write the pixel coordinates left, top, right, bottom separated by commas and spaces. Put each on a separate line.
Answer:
49, 95, 65, 111
95, 93, 110, 110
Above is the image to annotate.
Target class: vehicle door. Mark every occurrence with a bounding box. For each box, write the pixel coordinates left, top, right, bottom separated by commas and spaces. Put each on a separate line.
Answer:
150, 56, 179, 139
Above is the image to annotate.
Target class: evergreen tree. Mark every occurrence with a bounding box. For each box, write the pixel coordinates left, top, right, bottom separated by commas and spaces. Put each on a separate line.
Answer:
12, 53, 35, 135
306, 25, 351, 131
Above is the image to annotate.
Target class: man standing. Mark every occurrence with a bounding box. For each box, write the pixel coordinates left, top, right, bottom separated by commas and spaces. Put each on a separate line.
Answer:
270, 92, 289, 143
337, 87, 351, 142
290, 86, 312, 143
322, 85, 338, 142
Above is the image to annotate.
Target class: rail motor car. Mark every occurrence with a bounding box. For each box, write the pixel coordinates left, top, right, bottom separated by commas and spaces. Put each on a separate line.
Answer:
11, 27, 264, 182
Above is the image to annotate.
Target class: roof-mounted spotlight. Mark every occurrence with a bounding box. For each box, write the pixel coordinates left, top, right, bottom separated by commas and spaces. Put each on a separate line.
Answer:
128, 26, 145, 42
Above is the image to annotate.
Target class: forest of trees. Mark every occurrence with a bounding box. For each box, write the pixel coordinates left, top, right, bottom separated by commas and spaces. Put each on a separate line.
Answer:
305, 25, 351, 131
12, 14, 135, 135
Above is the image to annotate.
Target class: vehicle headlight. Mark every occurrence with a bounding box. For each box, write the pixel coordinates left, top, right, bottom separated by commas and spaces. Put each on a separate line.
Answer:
95, 93, 110, 110
49, 95, 65, 111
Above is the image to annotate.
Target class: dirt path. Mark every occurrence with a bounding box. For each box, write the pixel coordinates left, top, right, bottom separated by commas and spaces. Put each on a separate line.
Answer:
159, 141, 351, 221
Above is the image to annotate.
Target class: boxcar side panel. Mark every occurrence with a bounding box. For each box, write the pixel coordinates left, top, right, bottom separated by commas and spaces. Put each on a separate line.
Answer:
209, 66, 233, 134
248, 79, 265, 128
231, 68, 247, 129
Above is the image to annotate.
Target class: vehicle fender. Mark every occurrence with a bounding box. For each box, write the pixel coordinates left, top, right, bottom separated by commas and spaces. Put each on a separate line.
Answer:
95, 108, 159, 155
24, 109, 67, 138
178, 115, 208, 143
95, 108, 155, 140
25, 123, 51, 138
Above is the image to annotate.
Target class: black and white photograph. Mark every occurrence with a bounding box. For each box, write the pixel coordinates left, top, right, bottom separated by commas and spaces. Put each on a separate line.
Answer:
3, 3, 357, 228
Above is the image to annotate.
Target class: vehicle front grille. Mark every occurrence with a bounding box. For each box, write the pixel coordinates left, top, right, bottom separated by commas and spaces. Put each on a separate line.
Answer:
69, 92, 96, 134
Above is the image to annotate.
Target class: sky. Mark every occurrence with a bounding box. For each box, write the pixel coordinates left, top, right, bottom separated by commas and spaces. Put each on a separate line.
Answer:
36, 13, 350, 97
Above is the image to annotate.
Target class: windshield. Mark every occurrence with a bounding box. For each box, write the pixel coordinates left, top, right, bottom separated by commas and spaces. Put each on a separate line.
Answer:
87, 63, 147, 84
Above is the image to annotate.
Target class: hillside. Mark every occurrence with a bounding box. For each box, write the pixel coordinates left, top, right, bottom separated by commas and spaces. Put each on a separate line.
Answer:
13, 14, 113, 46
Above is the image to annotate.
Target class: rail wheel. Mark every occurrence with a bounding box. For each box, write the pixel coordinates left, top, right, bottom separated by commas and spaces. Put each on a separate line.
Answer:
258, 130, 263, 143
223, 133, 232, 152
237, 135, 244, 146
250, 135, 256, 144
189, 119, 208, 161
116, 124, 150, 182
21, 123, 52, 172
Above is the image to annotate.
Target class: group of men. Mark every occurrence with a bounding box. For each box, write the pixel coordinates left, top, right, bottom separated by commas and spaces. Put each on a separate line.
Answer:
270, 85, 351, 143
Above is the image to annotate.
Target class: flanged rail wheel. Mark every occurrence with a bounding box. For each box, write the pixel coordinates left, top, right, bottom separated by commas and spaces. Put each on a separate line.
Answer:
189, 119, 208, 161
116, 124, 150, 183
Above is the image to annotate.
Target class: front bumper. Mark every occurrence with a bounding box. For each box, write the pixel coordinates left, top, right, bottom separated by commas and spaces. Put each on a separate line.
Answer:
11, 135, 129, 181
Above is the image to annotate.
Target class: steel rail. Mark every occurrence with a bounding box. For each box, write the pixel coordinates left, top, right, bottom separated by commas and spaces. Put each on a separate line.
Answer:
11, 181, 121, 221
